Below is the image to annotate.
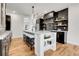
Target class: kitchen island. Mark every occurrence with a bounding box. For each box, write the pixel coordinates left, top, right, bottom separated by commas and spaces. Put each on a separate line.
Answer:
23, 30, 56, 56
23, 30, 35, 50
35, 31, 56, 56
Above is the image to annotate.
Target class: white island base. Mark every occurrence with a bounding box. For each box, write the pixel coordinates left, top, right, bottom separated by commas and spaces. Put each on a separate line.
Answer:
35, 31, 56, 56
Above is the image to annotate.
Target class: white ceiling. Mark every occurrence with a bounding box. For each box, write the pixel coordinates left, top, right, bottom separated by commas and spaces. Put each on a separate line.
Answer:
6, 3, 33, 16
6, 3, 78, 17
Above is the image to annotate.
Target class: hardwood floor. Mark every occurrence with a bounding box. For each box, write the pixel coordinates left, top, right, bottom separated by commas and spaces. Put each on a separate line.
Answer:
9, 38, 79, 56
9, 38, 34, 56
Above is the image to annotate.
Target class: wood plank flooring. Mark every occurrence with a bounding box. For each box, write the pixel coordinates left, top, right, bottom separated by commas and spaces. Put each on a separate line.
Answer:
9, 38, 79, 56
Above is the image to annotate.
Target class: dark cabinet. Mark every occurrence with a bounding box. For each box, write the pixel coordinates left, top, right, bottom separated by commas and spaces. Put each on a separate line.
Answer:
0, 40, 2, 55
58, 8, 68, 20
43, 8, 68, 31
23, 33, 34, 50
54, 8, 68, 31
39, 18, 45, 30
57, 32, 64, 44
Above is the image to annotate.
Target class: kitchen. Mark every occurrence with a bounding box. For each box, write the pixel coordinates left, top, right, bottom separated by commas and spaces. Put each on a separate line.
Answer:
0, 3, 79, 56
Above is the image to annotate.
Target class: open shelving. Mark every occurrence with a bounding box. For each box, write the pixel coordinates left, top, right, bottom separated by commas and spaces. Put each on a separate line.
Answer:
54, 19, 67, 22
43, 8, 68, 31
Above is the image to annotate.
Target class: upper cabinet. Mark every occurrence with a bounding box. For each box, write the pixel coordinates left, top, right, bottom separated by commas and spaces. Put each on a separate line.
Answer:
54, 8, 68, 31
41, 8, 68, 31
43, 11, 55, 20
0, 3, 6, 28
43, 11, 55, 30
57, 8, 68, 20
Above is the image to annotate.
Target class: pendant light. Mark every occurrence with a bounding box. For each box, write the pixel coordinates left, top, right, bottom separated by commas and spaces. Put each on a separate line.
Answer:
31, 5, 35, 32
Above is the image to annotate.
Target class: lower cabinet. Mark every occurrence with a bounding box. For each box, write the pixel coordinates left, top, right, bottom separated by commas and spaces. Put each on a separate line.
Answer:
57, 32, 67, 44
0, 32, 12, 56
57, 32, 64, 44
0, 40, 2, 55
23, 34, 34, 50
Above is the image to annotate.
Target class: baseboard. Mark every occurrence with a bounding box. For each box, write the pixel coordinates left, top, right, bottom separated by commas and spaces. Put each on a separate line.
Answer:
67, 41, 79, 46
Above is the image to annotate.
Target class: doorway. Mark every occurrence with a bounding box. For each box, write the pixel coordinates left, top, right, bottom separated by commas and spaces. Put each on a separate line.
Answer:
6, 15, 11, 31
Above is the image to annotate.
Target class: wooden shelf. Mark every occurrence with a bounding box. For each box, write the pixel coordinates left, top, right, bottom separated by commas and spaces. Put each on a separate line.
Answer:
43, 21, 54, 24
54, 25, 67, 27
54, 19, 67, 22
43, 17, 54, 24
44, 17, 54, 20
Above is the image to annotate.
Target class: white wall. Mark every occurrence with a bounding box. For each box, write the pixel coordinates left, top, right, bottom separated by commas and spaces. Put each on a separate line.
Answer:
6, 9, 33, 38
24, 15, 37, 32
67, 5, 79, 45
24, 17, 33, 31
6, 9, 31, 38
6, 13, 25, 38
